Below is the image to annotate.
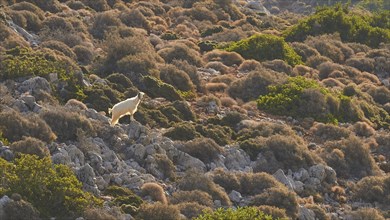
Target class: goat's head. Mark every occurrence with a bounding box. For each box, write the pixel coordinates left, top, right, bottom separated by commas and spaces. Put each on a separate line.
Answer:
138, 92, 145, 99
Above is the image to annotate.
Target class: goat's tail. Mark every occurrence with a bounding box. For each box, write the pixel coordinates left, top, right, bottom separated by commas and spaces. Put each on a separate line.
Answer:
108, 108, 112, 114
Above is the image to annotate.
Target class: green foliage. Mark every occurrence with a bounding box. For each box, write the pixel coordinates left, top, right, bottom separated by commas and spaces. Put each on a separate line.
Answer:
163, 122, 200, 141
143, 76, 184, 101
0, 47, 67, 80
257, 76, 331, 120
201, 26, 223, 37
194, 207, 274, 220
198, 41, 218, 52
0, 131, 10, 146
224, 34, 302, 66
0, 154, 101, 218
284, 4, 390, 47
160, 31, 179, 40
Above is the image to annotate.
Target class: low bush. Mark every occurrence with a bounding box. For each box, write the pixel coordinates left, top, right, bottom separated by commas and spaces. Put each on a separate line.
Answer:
159, 64, 195, 92
0, 47, 68, 80
10, 137, 49, 158
257, 205, 288, 219
83, 208, 116, 220
195, 124, 232, 146
90, 11, 122, 40
40, 107, 95, 142
178, 172, 232, 206
41, 40, 76, 60
163, 122, 199, 141
322, 136, 380, 178
194, 207, 273, 220
346, 208, 385, 220
241, 135, 322, 172
141, 182, 168, 205
0, 110, 56, 143
238, 172, 283, 196
284, 4, 390, 47
3, 199, 40, 220
353, 175, 390, 205
229, 68, 286, 102
143, 76, 183, 101
205, 61, 230, 74
158, 43, 203, 67
73, 45, 94, 65
0, 154, 100, 218
153, 154, 176, 180
136, 203, 181, 220
224, 34, 302, 66
177, 202, 211, 219
203, 50, 244, 66
120, 9, 151, 31
211, 168, 240, 193
250, 187, 298, 218
82, 83, 123, 112
170, 190, 214, 207
180, 138, 224, 164
310, 123, 351, 141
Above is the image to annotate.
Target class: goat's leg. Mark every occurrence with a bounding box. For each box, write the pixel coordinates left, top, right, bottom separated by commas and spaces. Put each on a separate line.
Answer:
111, 113, 120, 126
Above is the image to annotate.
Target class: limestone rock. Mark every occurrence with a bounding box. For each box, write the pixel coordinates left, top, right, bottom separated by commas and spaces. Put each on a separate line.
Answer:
298, 205, 316, 220
273, 169, 294, 191
128, 120, 148, 141
229, 190, 242, 203
0, 196, 11, 219
18, 76, 51, 94
65, 144, 85, 167
224, 147, 251, 171
0, 146, 14, 161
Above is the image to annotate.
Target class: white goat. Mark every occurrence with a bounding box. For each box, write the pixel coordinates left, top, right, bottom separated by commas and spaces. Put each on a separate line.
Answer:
108, 92, 145, 126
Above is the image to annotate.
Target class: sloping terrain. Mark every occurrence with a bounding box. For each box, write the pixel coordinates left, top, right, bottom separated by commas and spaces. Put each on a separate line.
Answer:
0, 0, 389, 219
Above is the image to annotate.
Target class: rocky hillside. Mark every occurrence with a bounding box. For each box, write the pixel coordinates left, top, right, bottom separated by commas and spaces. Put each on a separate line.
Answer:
0, 0, 389, 219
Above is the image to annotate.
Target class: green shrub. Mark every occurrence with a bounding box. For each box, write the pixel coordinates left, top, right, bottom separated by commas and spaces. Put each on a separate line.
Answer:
105, 73, 135, 93
195, 124, 232, 146
163, 122, 199, 141
180, 138, 224, 164
0, 154, 101, 218
143, 76, 183, 101
224, 34, 302, 66
83, 83, 123, 112
194, 207, 274, 220
10, 137, 50, 158
257, 76, 361, 123
0, 47, 67, 80
284, 4, 390, 47
104, 185, 143, 208
0, 110, 56, 143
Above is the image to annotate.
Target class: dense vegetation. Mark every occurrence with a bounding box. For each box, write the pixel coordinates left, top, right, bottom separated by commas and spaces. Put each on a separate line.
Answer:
0, 0, 389, 219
